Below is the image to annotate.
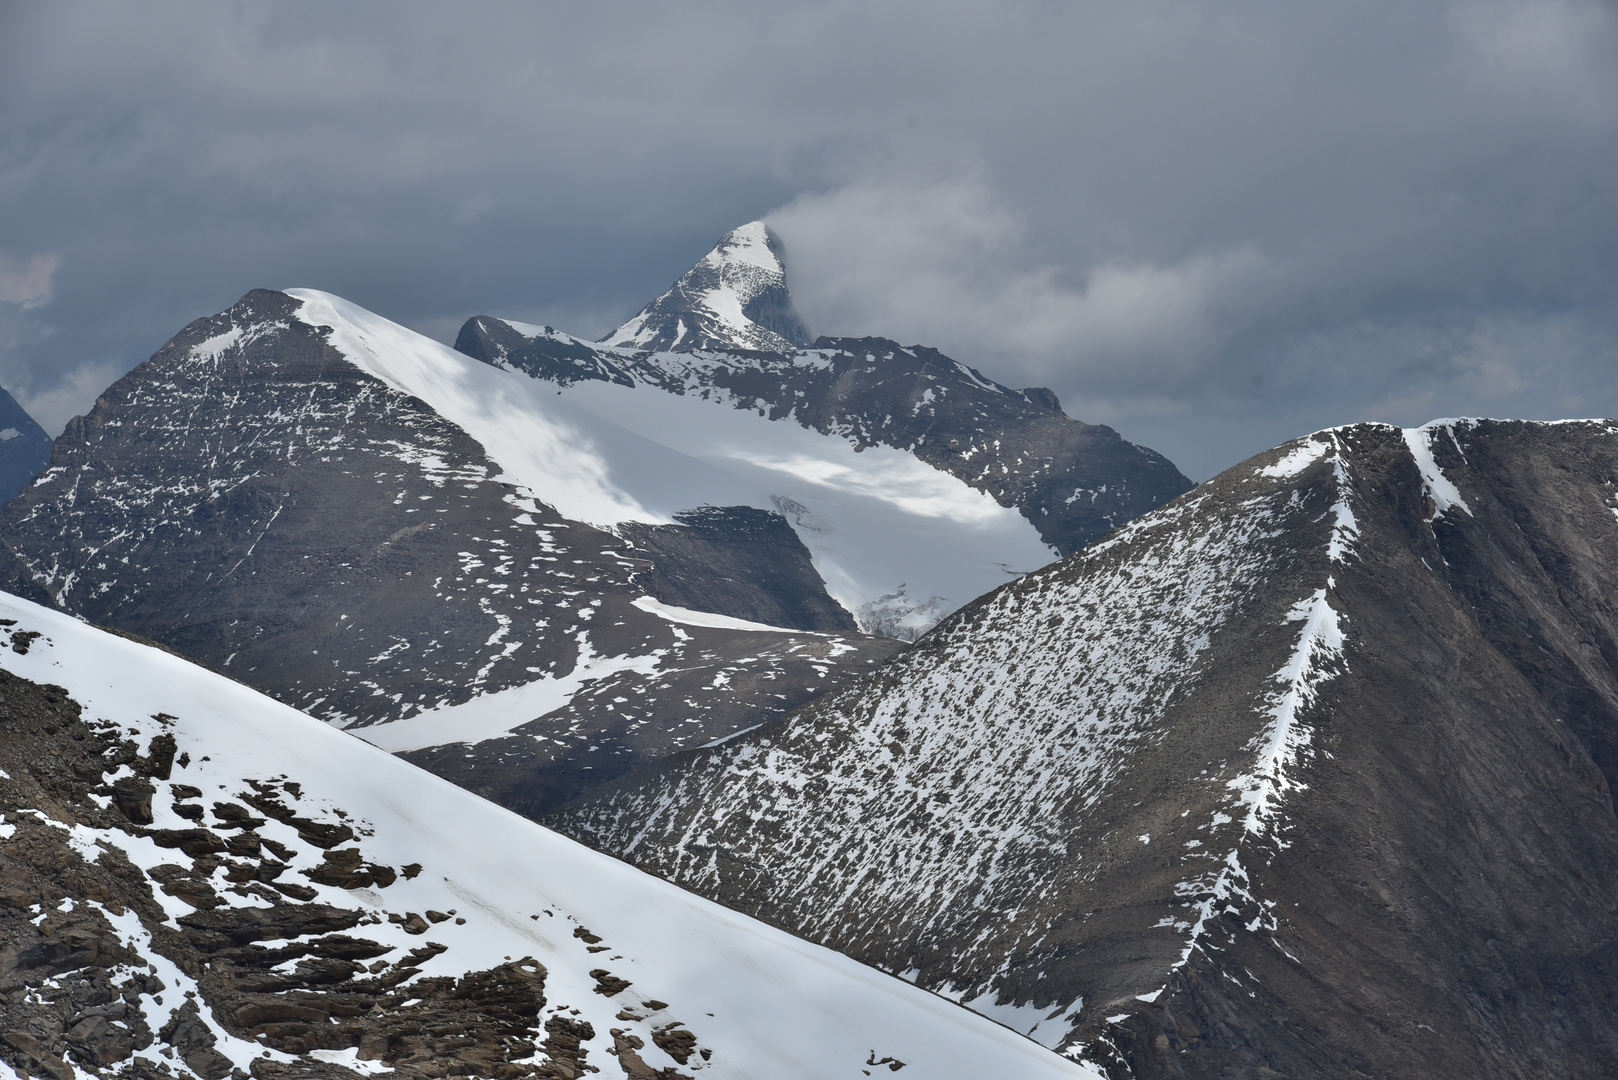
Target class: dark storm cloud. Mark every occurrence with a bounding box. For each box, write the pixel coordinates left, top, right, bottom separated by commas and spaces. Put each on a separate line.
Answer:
2, 0, 1614, 477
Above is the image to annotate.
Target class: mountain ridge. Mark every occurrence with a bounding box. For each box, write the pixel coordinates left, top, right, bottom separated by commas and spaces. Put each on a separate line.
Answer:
455, 222, 1192, 561
551, 417, 1618, 1078
0, 288, 903, 820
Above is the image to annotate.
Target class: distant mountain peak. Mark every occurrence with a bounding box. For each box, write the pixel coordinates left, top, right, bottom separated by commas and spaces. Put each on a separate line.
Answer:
601, 221, 813, 353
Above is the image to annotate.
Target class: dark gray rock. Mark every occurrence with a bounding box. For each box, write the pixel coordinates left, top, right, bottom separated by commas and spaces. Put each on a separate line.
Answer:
621, 506, 856, 633
552, 419, 1618, 1079
0, 383, 53, 506
0, 664, 711, 1080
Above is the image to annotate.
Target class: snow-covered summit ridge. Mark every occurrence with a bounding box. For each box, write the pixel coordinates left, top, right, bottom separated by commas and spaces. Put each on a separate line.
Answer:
602, 222, 813, 354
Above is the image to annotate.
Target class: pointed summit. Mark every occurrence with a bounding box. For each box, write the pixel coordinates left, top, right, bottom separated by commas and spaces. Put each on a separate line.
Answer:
602, 221, 813, 353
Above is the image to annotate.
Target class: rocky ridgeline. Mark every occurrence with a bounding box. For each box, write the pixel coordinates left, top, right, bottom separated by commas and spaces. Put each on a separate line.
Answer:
554, 420, 1618, 1079
0, 594, 1089, 1080
0, 661, 705, 1080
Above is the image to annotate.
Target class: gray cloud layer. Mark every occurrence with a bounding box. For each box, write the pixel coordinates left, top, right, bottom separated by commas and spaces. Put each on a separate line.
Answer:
2, 0, 1614, 478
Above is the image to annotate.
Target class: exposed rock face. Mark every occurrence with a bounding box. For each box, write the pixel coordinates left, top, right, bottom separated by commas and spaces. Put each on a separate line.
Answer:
552, 419, 1618, 1078
620, 507, 856, 633
0, 289, 901, 817
0, 383, 53, 505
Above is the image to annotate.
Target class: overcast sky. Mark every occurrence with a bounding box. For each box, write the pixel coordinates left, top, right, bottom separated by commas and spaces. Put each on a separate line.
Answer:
2, 1, 1614, 478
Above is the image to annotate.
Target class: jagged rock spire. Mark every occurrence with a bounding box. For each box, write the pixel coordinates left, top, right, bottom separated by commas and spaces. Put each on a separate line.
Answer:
602, 222, 813, 353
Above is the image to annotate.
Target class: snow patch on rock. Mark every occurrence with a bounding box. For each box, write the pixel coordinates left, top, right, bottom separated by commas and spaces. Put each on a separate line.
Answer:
1402, 422, 1474, 521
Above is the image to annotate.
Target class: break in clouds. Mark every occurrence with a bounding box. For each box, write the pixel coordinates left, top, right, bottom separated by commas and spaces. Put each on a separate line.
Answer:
1, 0, 1614, 477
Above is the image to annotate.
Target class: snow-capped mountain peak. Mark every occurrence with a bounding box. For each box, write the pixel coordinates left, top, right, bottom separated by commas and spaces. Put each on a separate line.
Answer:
602, 221, 813, 353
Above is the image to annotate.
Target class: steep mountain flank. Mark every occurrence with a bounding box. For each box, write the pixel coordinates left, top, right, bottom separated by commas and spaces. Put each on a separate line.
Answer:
0, 289, 900, 815
0, 591, 1095, 1080
0, 383, 53, 504
553, 419, 1618, 1079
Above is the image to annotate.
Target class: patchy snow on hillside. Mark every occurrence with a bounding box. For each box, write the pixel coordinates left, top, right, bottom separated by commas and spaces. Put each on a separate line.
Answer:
0, 590, 1099, 1080
556, 425, 1382, 1057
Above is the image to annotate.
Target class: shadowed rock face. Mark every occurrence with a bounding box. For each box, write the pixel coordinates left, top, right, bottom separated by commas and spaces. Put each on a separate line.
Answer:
552, 419, 1618, 1079
0, 289, 902, 817
621, 506, 857, 633
0, 383, 53, 505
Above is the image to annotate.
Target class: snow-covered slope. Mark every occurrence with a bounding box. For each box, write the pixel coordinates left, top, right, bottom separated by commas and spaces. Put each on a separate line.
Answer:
289, 289, 767, 529
0, 288, 902, 819
554, 419, 1618, 1079
0, 590, 1098, 1080
302, 289, 1051, 639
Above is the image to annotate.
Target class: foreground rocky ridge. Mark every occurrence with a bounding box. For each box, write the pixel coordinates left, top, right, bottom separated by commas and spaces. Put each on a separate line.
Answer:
0, 289, 901, 816
553, 419, 1618, 1079
0, 593, 1097, 1080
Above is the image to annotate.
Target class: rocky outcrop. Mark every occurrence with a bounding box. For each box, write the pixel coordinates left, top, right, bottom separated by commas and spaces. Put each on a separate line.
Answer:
553, 420, 1618, 1078
0, 676, 557, 1078
0, 663, 704, 1080
620, 507, 856, 633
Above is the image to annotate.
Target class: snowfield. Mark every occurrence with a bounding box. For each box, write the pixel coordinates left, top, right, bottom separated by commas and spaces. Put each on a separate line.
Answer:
0, 590, 1098, 1080
289, 288, 1055, 637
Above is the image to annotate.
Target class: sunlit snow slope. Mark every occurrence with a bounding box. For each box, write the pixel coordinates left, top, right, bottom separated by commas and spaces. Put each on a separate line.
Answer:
0, 590, 1098, 1080
298, 288, 1050, 640
556, 420, 1618, 1080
